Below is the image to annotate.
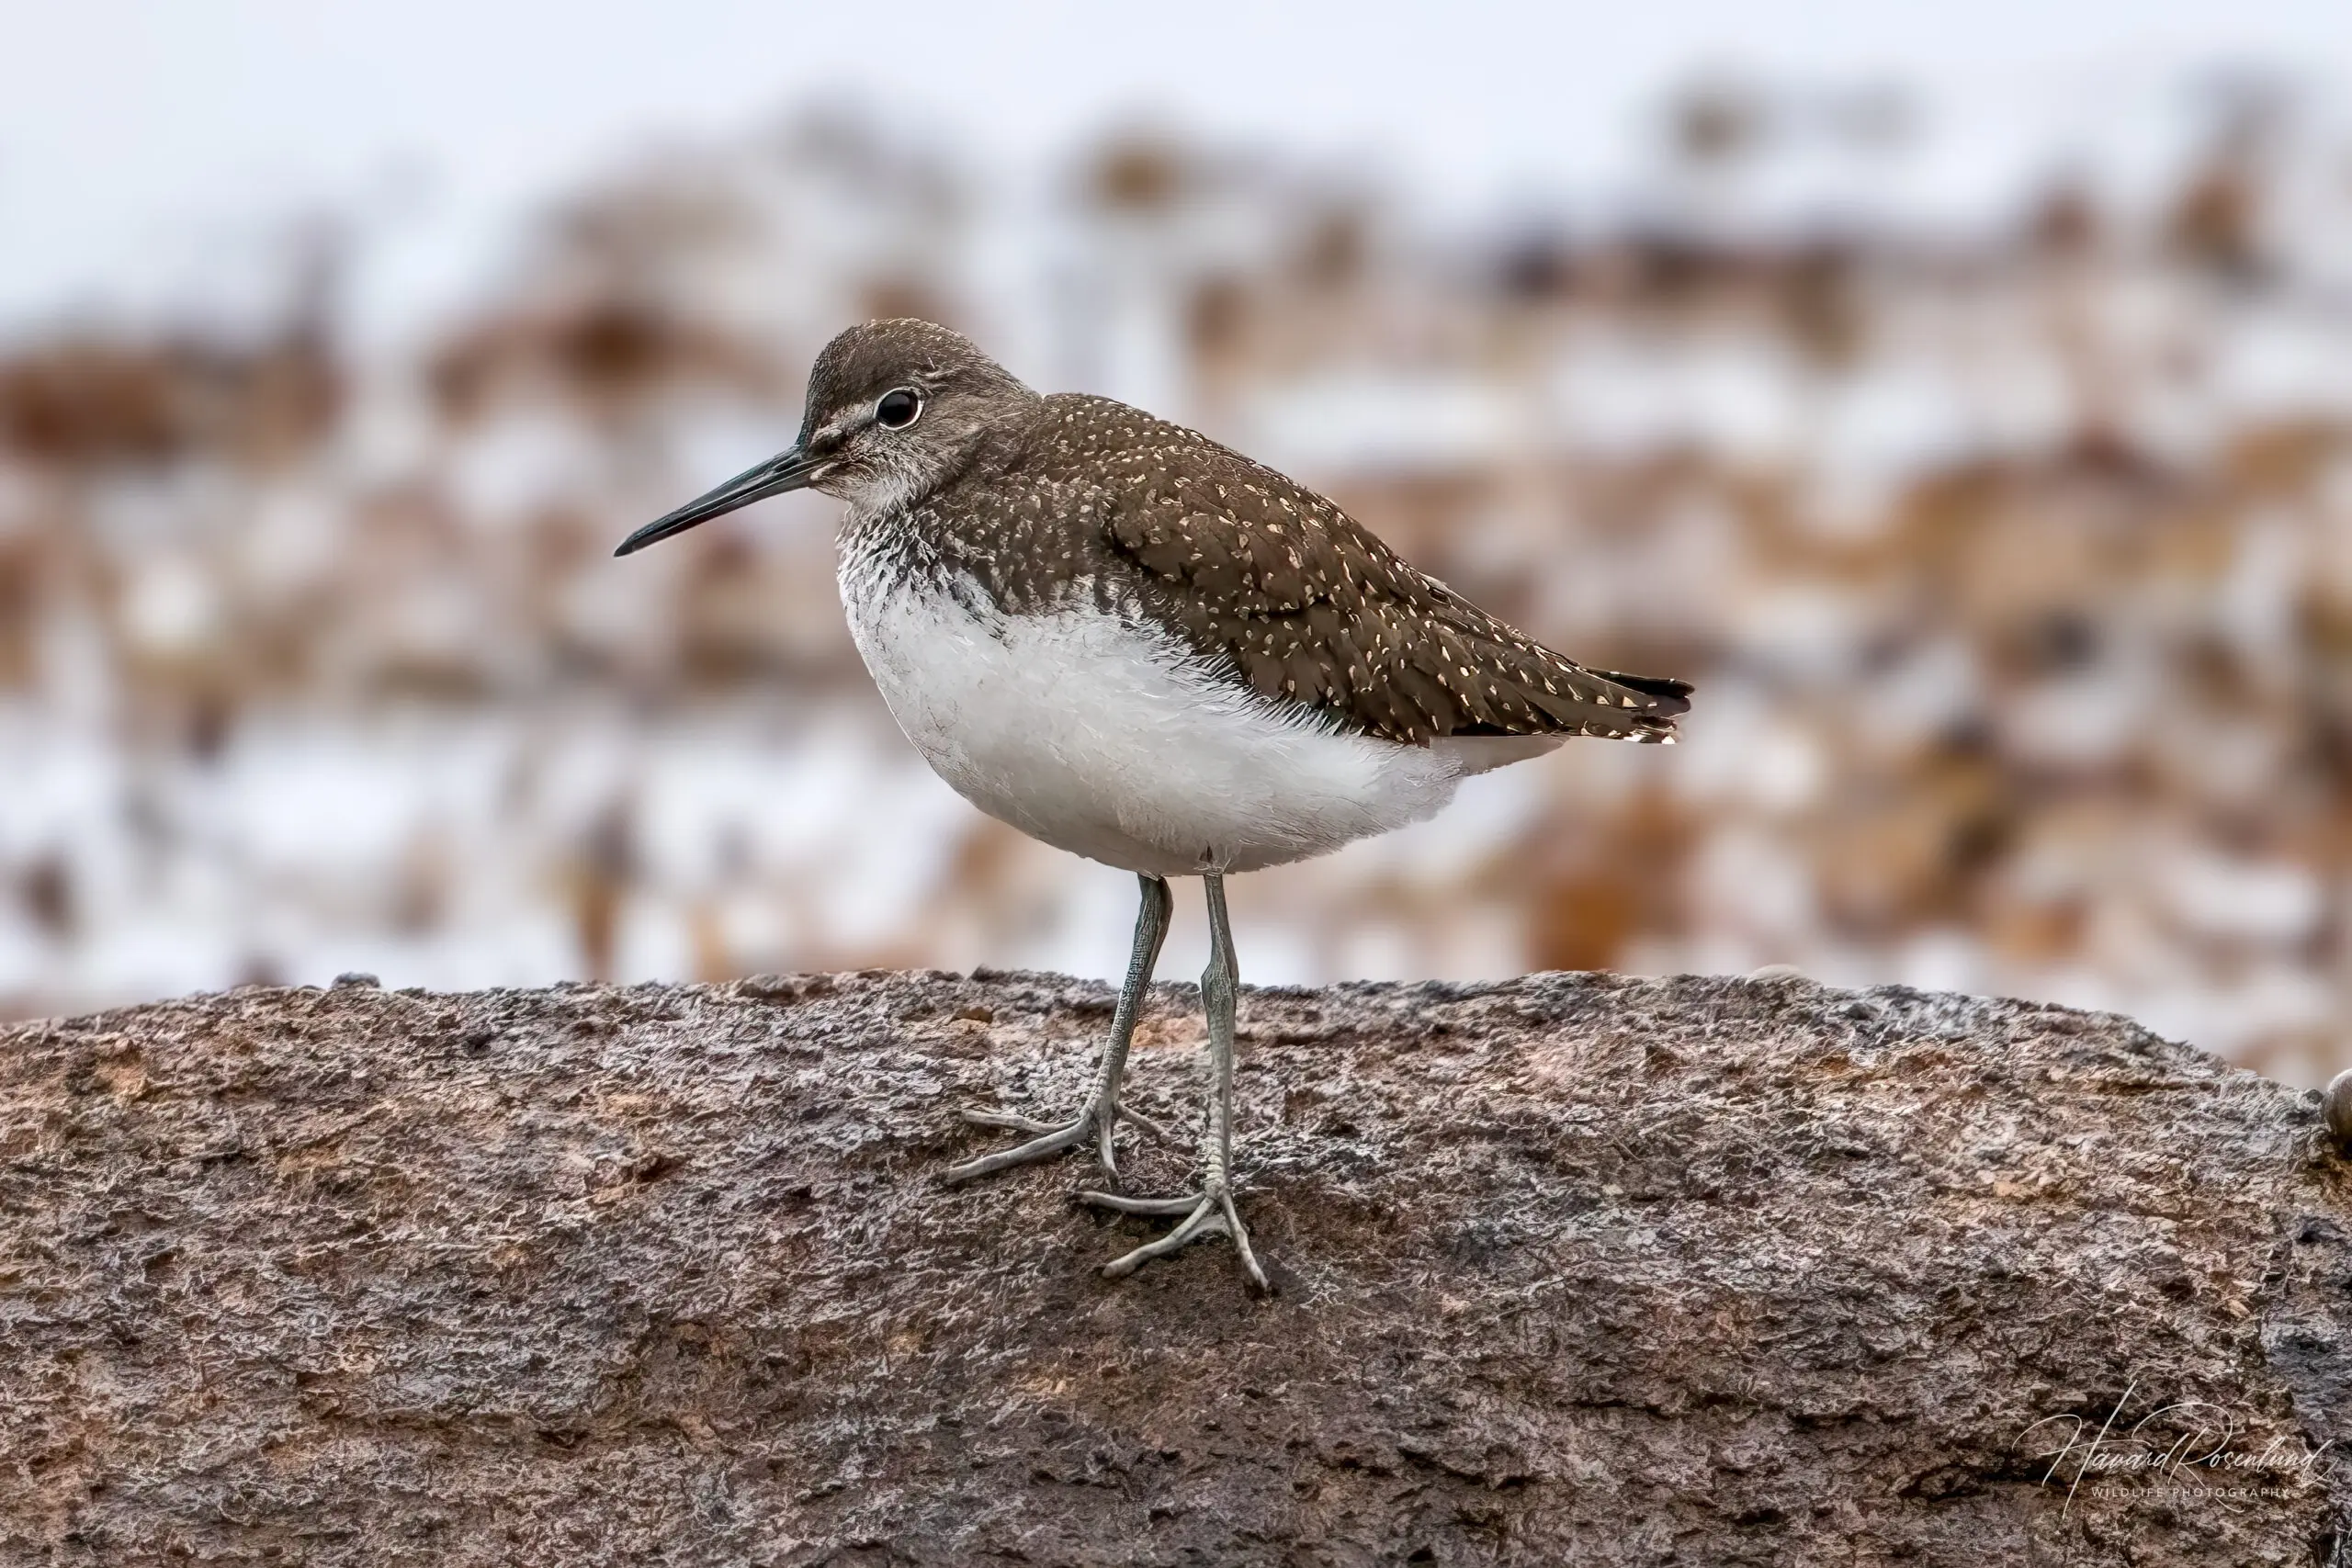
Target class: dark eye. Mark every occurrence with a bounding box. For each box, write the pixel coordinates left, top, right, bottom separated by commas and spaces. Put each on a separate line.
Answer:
876, 389, 922, 429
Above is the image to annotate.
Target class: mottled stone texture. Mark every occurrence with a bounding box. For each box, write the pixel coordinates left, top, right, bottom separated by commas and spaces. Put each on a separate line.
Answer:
1, 969, 2346, 1566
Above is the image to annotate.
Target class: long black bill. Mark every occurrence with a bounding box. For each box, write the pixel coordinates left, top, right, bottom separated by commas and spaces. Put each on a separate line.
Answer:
613, 446, 820, 557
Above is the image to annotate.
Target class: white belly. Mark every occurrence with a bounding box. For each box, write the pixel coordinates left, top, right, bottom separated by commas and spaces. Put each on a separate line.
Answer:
839, 565, 1491, 875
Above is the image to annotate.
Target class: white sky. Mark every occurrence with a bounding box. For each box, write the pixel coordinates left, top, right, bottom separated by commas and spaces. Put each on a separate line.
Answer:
2, 0, 2347, 333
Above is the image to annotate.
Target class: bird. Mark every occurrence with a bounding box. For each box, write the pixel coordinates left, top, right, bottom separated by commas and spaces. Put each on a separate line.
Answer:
616, 319, 1691, 1289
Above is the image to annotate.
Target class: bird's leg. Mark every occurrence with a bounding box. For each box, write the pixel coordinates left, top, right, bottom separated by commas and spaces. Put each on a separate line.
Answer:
945, 873, 1172, 1184
1080, 873, 1270, 1291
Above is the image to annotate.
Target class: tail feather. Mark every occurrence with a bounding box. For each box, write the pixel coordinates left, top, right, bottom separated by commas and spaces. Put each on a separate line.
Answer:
1589, 668, 1694, 715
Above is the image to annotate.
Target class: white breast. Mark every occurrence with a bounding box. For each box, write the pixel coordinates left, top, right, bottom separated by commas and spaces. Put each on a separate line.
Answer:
838, 554, 1494, 876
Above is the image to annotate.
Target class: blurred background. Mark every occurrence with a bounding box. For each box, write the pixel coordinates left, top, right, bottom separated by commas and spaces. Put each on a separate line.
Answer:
6, 2, 2352, 1082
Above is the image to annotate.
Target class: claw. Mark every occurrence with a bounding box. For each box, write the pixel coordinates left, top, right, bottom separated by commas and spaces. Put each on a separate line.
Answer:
943, 1111, 1098, 1185
1220, 1186, 1269, 1290
961, 1108, 1060, 1135
949, 1095, 1174, 1185
1080, 1184, 1271, 1291
1117, 1105, 1174, 1142
1077, 1190, 1200, 1216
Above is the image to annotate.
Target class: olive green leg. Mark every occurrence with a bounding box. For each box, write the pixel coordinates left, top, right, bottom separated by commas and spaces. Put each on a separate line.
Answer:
945, 873, 1173, 1184
1080, 872, 1269, 1291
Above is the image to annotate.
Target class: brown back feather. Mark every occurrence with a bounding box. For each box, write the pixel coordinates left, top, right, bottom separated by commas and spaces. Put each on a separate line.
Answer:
1027, 395, 1690, 745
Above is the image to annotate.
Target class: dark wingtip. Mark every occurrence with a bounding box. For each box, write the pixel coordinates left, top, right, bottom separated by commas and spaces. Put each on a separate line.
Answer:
1593, 669, 1696, 716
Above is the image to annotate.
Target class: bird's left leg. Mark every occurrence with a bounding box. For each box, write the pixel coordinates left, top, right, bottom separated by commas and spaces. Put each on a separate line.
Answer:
945, 873, 1172, 1184
1079, 873, 1270, 1290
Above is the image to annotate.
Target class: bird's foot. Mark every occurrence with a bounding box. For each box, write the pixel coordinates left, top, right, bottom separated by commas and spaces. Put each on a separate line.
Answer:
1079, 1180, 1270, 1292
944, 1099, 1172, 1185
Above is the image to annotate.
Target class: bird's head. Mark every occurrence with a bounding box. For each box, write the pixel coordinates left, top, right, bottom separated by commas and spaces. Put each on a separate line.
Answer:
615, 318, 1036, 556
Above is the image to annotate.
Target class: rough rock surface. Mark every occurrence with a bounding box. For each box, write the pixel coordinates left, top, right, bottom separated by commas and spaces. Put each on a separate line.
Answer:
1, 968, 2346, 1566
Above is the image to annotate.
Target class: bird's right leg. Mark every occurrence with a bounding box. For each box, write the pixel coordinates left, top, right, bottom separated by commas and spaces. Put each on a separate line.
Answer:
944, 872, 1172, 1184
1077, 871, 1270, 1290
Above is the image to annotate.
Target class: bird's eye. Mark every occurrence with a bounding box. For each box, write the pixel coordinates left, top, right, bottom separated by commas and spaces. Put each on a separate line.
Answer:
876, 389, 922, 429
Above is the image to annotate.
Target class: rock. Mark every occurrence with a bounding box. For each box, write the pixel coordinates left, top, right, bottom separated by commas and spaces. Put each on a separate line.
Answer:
0, 971, 2342, 1565
2324, 1067, 2352, 1145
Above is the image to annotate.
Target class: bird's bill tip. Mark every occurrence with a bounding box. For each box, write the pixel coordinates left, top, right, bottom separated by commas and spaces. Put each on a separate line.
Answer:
613, 446, 817, 557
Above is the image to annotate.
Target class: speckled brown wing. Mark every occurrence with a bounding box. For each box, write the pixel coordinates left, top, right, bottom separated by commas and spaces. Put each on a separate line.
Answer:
1047, 397, 1692, 745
